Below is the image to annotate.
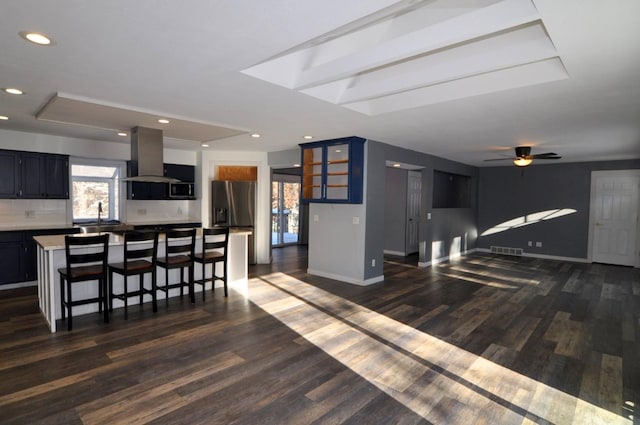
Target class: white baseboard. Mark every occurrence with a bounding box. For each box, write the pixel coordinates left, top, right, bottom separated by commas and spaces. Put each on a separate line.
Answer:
475, 248, 589, 263
307, 269, 384, 286
0, 280, 37, 290
384, 250, 406, 256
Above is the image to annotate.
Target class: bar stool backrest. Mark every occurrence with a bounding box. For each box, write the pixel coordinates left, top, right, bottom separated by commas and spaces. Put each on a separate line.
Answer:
203, 227, 229, 258
164, 228, 196, 259
64, 234, 110, 279
123, 230, 159, 265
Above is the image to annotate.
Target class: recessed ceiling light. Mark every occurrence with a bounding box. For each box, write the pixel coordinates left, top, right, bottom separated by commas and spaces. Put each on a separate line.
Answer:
303, 135, 313, 140
117, 132, 127, 137
251, 133, 261, 138
335, 149, 342, 153
19, 31, 54, 46
393, 163, 401, 167
201, 142, 209, 148
0, 115, 8, 120
3, 88, 24, 95
293, 163, 300, 167
158, 119, 170, 124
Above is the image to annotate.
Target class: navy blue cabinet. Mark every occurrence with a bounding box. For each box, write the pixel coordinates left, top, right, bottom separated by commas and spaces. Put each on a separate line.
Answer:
127, 163, 196, 200
0, 150, 69, 199
164, 163, 195, 182
42, 154, 70, 198
0, 232, 24, 285
300, 137, 365, 204
0, 151, 19, 198
20, 152, 44, 198
0, 227, 79, 285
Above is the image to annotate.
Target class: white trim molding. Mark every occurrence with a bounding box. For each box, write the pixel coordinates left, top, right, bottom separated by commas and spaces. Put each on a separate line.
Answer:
307, 268, 384, 286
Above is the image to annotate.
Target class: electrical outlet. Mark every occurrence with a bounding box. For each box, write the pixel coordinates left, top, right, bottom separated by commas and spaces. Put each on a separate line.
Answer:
24, 210, 35, 218
372, 259, 376, 267
352, 216, 360, 224
177, 207, 184, 215
313, 214, 319, 222
536, 241, 542, 247
427, 212, 431, 220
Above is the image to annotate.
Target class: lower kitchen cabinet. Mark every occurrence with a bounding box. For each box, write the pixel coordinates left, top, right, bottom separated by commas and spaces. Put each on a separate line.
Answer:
0, 232, 25, 285
0, 228, 79, 286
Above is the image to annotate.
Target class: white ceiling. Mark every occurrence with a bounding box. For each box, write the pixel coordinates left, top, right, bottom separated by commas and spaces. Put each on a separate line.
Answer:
0, 0, 639, 167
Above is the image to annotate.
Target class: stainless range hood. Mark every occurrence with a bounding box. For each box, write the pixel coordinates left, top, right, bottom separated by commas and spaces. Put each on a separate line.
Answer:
123, 126, 179, 183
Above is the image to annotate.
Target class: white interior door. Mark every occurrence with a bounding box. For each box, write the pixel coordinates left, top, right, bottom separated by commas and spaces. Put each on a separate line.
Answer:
590, 171, 639, 266
406, 170, 422, 255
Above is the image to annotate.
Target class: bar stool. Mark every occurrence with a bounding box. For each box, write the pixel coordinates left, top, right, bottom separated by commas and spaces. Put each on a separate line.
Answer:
58, 233, 110, 331
194, 227, 229, 300
156, 228, 196, 306
108, 231, 159, 320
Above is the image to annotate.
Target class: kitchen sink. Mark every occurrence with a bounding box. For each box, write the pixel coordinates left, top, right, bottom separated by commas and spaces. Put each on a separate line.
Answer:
75, 223, 135, 234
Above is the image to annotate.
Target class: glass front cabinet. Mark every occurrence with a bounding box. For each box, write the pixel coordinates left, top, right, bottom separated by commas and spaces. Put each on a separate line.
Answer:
300, 137, 365, 204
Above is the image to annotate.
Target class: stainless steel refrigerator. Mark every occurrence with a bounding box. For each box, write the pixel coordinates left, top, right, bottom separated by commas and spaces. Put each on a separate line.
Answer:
211, 180, 256, 264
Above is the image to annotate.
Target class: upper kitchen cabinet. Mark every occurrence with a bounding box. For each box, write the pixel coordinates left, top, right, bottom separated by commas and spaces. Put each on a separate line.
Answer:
0, 149, 69, 199
126, 160, 164, 200
127, 162, 196, 200
300, 137, 365, 204
164, 163, 195, 182
42, 154, 70, 198
0, 150, 20, 198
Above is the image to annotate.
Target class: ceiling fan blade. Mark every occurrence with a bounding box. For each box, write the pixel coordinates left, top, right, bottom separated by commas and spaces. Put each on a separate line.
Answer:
531, 152, 561, 159
484, 157, 514, 162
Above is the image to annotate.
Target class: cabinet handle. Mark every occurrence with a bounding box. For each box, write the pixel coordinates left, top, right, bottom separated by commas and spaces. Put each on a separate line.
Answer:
18, 190, 22, 197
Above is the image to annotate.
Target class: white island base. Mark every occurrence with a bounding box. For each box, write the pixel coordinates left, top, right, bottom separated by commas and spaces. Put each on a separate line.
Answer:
34, 229, 251, 332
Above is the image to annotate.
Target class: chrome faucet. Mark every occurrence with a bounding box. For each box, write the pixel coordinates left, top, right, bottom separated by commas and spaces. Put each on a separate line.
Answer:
97, 201, 103, 233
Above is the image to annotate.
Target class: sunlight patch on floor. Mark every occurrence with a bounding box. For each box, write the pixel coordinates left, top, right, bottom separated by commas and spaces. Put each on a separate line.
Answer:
446, 265, 541, 286
243, 272, 630, 424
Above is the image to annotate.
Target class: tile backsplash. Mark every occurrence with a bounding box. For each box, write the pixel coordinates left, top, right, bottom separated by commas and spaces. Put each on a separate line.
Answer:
0, 199, 69, 227
0, 199, 201, 228
124, 199, 201, 224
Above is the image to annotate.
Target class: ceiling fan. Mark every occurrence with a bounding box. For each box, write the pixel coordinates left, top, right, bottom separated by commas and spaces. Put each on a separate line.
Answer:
484, 146, 562, 167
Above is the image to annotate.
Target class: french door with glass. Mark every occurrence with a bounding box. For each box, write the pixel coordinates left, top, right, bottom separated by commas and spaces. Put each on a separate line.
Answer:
271, 175, 300, 246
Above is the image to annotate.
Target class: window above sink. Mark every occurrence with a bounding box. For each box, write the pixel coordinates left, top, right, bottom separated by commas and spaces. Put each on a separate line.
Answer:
70, 158, 126, 224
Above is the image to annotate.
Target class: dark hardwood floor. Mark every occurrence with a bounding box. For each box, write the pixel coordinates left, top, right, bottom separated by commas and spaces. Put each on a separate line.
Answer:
1, 247, 638, 424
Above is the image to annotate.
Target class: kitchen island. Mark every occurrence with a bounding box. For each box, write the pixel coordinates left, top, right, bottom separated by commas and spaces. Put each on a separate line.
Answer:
34, 228, 251, 332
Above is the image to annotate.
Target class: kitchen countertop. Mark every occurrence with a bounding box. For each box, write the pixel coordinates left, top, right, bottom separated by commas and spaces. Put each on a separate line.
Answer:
0, 220, 202, 232
0, 223, 78, 232
33, 227, 252, 251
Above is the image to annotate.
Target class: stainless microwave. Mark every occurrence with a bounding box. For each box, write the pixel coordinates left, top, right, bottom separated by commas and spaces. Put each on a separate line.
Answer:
169, 182, 195, 198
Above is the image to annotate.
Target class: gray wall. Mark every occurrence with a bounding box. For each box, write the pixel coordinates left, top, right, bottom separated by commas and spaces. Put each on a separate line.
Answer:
365, 140, 478, 274
384, 167, 408, 254
477, 159, 640, 259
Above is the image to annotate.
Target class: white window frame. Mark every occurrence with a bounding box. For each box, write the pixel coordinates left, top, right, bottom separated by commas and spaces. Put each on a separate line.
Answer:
69, 157, 127, 224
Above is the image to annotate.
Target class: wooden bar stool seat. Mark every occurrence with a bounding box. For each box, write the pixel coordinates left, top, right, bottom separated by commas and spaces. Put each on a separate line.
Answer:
58, 233, 110, 331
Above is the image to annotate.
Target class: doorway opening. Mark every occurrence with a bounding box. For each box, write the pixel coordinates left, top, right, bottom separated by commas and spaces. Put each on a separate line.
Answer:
271, 173, 301, 247
384, 162, 424, 268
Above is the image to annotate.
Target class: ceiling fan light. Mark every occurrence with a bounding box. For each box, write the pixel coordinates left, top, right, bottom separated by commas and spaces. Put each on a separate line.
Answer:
513, 157, 533, 167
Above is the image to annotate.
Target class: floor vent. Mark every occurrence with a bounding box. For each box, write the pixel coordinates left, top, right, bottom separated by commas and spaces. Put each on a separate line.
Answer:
490, 246, 523, 256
